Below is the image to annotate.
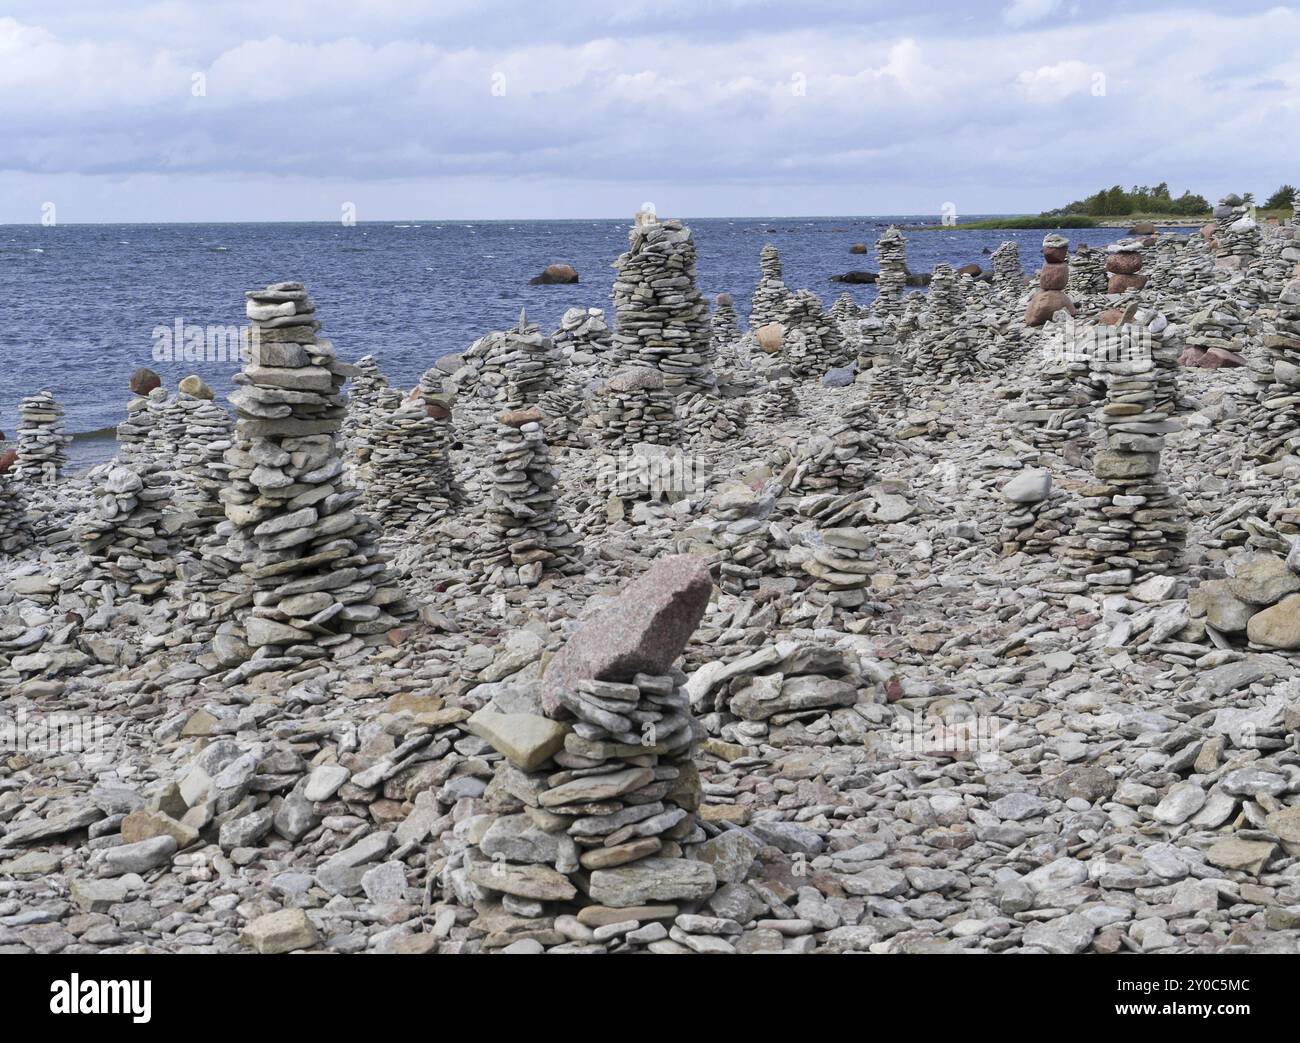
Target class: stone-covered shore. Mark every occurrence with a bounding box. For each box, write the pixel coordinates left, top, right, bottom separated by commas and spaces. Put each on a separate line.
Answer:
4, 196, 1300, 954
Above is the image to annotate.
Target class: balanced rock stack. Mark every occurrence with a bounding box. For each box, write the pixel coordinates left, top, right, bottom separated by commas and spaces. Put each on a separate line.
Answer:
991, 241, 1025, 298
1010, 326, 1101, 449
358, 395, 458, 529
454, 556, 717, 940
1213, 199, 1260, 270
1024, 233, 1076, 327
871, 226, 908, 319
588, 368, 679, 449
79, 462, 176, 599
116, 386, 168, 465
782, 409, 878, 496
752, 364, 800, 420
341, 354, 389, 449
610, 214, 714, 395
678, 389, 747, 444
1182, 300, 1247, 370
781, 289, 848, 377
220, 281, 409, 662
830, 291, 862, 326
750, 244, 793, 330
14, 390, 69, 484
855, 319, 906, 411
452, 312, 558, 415
788, 524, 879, 612
0, 455, 33, 553
1057, 357, 1186, 586
1068, 244, 1108, 295
552, 307, 613, 368
709, 294, 742, 366
1106, 239, 1147, 294
173, 383, 233, 529
678, 483, 774, 595
1247, 278, 1300, 459
925, 263, 963, 328
477, 406, 575, 587
997, 469, 1071, 556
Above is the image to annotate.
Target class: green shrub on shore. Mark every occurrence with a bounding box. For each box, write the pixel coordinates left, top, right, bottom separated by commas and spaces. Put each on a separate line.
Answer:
1045, 183, 1210, 217
924, 214, 1098, 230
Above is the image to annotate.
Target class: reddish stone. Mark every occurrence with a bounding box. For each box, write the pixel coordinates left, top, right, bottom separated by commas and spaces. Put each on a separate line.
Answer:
0, 449, 16, 474
129, 367, 161, 395
1178, 346, 1207, 366
957, 263, 982, 278
499, 406, 544, 428
1200, 222, 1218, 242
1024, 290, 1076, 327
1202, 347, 1246, 369
1107, 273, 1147, 293
1098, 308, 1125, 326
540, 555, 714, 718
849, 243, 868, 254
1043, 246, 1068, 264
1130, 220, 1156, 235
716, 292, 733, 307
529, 264, 579, 285
1105, 252, 1142, 275
1038, 263, 1068, 290
1216, 255, 1243, 271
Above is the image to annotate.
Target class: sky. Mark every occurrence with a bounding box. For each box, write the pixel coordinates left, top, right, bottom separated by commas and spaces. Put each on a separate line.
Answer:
1, 0, 1298, 222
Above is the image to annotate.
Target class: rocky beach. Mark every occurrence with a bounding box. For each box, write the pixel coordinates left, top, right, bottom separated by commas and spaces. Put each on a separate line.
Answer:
5, 196, 1300, 959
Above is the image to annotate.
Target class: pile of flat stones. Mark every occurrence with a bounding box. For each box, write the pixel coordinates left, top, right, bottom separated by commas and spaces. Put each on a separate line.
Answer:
1068, 244, 1108, 295
342, 354, 389, 449
610, 214, 714, 395
79, 461, 176, 599
830, 291, 863, 326
14, 390, 69, 483
853, 319, 906, 410
991, 241, 1025, 298
1056, 357, 1185, 588
477, 406, 577, 587
787, 524, 877, 613
1183, 299, 1247, 368
781, 289, 848, 377
358, 396, 458, 529
997, 468, 1071, 556
588, 368, 679, 449
781, 409, 878, 496
751, 364, 800, 420
116, 387, 169, 465
678, 389, 747, 444
0, 460, 33, 552
1188, 548, 1300, 652
750, 244, 792, 331
1243, 277, 1300, 460
552, 307, 613, 368
1213, 201, 1260, 270
220, 281, 410, 667
173, 385, 233, 528
1010, 320, 1100, 449
925, 263, 963, 328
453, 311, 558, 415
872, 226, 907, 319
677, 482, 775, 595
1106, 239, 1147, 294
447, 556, 718, 948
709, 294, 742, 367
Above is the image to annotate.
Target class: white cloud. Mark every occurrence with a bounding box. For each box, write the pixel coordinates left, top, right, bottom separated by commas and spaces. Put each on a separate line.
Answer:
1003, 0, 1061, 28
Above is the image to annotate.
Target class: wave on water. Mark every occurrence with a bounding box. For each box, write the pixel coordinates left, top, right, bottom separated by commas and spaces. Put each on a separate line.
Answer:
71, 425, 120, 442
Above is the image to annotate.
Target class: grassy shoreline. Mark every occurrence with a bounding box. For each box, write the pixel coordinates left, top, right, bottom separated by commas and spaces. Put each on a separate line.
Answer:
917, 207, 1291, 232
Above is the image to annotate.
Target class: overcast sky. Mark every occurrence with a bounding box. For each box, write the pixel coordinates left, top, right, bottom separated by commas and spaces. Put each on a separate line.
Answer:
1, 0, 1297, 222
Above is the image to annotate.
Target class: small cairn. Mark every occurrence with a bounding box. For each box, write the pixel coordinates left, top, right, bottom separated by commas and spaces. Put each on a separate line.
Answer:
1212, 197, 1261, 270
855, 319, 906, 412
781, 289, 848, 377
991, 241, 1025, 298
1068, 244, 1108, 295
220, 281, 409, 664
1246, 278, 1300, 459
678, 391, 747, 445
588, 368, 679, 449
116, 386, 168, 465
1024, 233, 1076, 327
173, 378, 233, 525
359, 394, 458, 529
925, 263, 963, 328
872, 226, 908, 319
610, 212, 713, 395
477, 406, 575, 586
709, 293, 743, 366
830, 291, 862, 326
782, 406, 878, 496
997, 469, 1071, 556
79, 462, 176, 598
14, 390, 70, 484
0, 452, 33, 553
750, 244, 793, 330
552, 306, 613, 366
751, 364, 800, 420
1012, 318, 1102, 449
1106, 238, 1147, 294
453, 312, 558, 414
1056, 357, 1186, 586
679, 483, 774, 596
342, 354, 389, 449
788, 525, 877, 612
452, 556, 716, 939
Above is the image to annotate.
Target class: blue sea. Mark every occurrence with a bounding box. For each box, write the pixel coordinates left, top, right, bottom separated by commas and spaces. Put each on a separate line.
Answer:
0, 217, 1156, 469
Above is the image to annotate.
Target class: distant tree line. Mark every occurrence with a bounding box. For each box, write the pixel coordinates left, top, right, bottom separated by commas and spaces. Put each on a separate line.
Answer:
1042, 183, 1297, 218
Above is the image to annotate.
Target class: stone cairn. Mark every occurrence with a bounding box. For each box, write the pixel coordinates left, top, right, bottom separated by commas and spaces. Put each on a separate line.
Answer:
679, 483, 774, 596
588, 368, 679, 449
925, 264, 964, 329
1248, 277, 1300, 460
116, 386, 168, 465
1106, 239, 1147, 294
788, 524, 877, 613
1056, 357, 1185, 587
781, 289, 848, 377
221, 281, 409, 664
453, 313, 557, 416
1213, 198, 1260, 271
552, 307, 613, 366
855, 319, 906, 412
610, 213, 713, 395
14, 390, 69, 484
451, 556, 716, 940
871, 226, 907, 319
991, 241, 1025, 298
830, 291, 862, 326
477, 406, 576, 587
79, 463, 176, 599
1068, 244, 1108, 296
1011, 318, 1101, 450
173, 381, 233, 527
750, 244, 792, 331
1024, 233, 1076, 327
782, 405, 878, 497
358, 395, 458, 530
342, 354, 389, 451
752, 363, 800, 421
997, 469, 1071, 557
709, 294, 743, 367
0, 453, 33, 553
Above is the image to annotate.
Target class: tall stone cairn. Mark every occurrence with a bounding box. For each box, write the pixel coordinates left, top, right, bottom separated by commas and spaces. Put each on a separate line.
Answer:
709, 293, 742, 366
79, 462, 177, 599
221, 281, 409, 662
1056, 357, 1185, 586
477, 406, 575, 586
610, 213, 713, 395
872, 226, 907, 319
116, 386, 169, 466
0, 453, 33, 553
1106, 238, 1147, 294
553, 307, 614, 371
855, 318, 905, 411
174, 383, 233, 523
1212, 198, 1260, 270
342, 354, 389, 450
830, 291, 862, 325
750, 244, 792, 330
1025, 233, 1076, 327
926, 263, 963, 328
14, 390, 69, 484
452, 556, 717, 929
589, 367, 679, 449
781, 289, 848, 377
1249, 277, 1300, 459
1068, 244, 1108, 295
359, 394, 458, 529
991, 241, 1025, 299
